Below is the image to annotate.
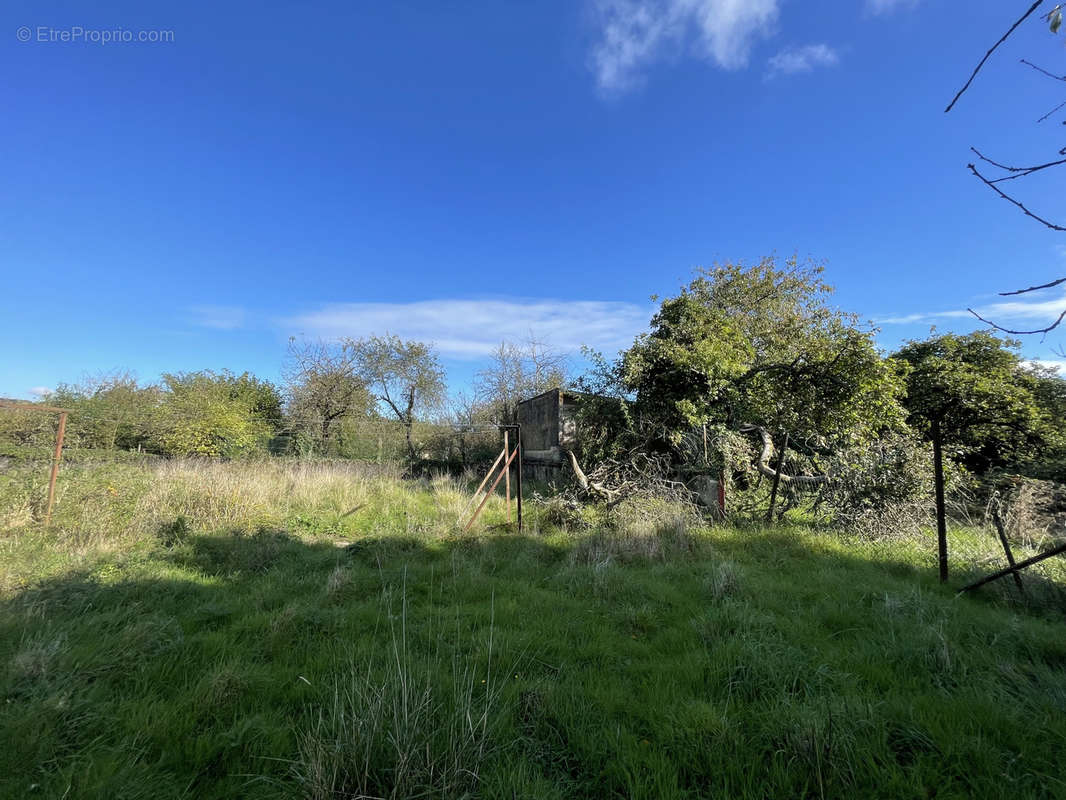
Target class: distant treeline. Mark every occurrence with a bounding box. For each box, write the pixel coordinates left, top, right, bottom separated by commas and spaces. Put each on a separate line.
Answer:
0, 334, 566, 465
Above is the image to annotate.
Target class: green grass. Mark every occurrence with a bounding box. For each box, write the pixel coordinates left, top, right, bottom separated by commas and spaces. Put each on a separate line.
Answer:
1, 459, 1066, 798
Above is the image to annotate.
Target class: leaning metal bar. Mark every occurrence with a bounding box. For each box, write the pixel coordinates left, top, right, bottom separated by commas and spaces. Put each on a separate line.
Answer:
466, 447, 507, 511
498, 424, 522, 532
463, 446, 519, 532
958, 541, 1066, 594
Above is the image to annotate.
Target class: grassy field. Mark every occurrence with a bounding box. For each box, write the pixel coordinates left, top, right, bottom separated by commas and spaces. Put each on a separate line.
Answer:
2, 458, 1065, 799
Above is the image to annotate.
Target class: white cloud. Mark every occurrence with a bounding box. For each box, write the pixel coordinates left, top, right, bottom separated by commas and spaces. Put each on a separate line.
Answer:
189, 305, 247, 330
765, 43, 839, 78
865, 0, 920, 15
28, 387, 54, 398
877, 288, 1066, 329
1026, 359, 1065, 374
285, 298, 651, 359
590, 0, 779, 91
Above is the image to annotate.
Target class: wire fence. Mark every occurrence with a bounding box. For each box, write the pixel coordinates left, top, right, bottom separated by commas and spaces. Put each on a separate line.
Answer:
0, 401, 510, 527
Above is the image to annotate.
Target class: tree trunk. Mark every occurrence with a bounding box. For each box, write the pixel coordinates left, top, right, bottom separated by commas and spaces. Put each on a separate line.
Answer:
741, 425, 827, 486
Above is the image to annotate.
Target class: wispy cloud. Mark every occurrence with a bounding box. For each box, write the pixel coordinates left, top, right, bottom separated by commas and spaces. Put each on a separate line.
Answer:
877, 288, 1066, 328
865, 0, 920, 15
1027, 359, 1065, 374
590, 0, 779, 92
765, 43, 839, 79
189, 305, 248, 330
28, 386, 54, 398
285, 298, 651, 359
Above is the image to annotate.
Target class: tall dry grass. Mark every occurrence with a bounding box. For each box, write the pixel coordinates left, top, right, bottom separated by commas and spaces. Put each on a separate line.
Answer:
0, 458, 505, 555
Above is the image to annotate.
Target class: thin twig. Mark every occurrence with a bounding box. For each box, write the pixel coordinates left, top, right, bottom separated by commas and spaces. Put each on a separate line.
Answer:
1000, 276, 1066, 296
971, 147, 1066, 181
968, 306, 1066, 335
967, 162, 1066, 231
1037, 98, 1066, 123
946, 1, 1046, 113
1020, 58, 1066, 81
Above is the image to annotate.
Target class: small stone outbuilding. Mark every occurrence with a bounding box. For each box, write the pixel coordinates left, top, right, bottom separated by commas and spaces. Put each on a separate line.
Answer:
515, 388, 586, 484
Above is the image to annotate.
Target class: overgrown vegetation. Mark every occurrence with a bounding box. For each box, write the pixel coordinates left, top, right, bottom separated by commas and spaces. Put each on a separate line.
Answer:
5, 257, 1063, 542
1, 458, 1065, 798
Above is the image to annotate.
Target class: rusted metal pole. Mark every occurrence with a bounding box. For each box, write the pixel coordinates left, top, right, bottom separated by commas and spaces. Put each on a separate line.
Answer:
504, 429, 511, 523
464, 446, 519, 532
45, 411, 67, 526
991, 504, 1026, 597
959, 541, 1066, 594
515, 425, 523, 532
765, 431, 788, 524
933, 417, 948, 583
466, 447, 507, 511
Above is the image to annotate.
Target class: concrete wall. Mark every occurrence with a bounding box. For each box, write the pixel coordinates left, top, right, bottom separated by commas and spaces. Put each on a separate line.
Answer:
516, 388, 571, 484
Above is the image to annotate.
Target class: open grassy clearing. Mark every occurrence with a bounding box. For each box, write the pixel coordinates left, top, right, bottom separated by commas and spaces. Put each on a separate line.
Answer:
2, 459, 1066, 799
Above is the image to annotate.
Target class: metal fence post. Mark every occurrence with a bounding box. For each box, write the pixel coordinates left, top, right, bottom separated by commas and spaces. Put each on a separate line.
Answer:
933, 417, 948, 583
504, 429, 511, 523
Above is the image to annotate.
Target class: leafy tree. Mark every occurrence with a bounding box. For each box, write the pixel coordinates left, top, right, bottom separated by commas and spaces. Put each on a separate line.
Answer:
348, 334, 446, 460
50, 371, 161, 451
284, 338, 373, 453
621, 257, 906, 457
892, 331, 1055, 474
155, 370, 278, 458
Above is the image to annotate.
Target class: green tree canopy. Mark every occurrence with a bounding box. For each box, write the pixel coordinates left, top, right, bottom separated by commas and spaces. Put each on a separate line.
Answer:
621, 256, 906, 449
50, 371, 161, 451
893, 331, 1062, 474
155, 370, 281, 458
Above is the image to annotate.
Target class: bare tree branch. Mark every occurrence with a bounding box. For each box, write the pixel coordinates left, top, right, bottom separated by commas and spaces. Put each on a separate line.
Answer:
1000, 276, 1066, 295
1036, 98, 1066, 123
970, 147, 1066, 182
968, 307, 1066, 335
1020, 57, 1066, 81
967, 162, 1066, 231
945, 0, 1046, 113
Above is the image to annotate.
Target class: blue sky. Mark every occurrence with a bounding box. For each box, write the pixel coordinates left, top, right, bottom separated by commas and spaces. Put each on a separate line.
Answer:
3, 0, 1065, 399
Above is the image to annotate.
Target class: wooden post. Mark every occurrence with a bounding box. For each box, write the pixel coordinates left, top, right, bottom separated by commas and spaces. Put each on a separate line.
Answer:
932, 417, 948, 583
765, 431, 788, 524
45, 411, 67, 526
702, 423, 708, 464
504, 429, 511, 523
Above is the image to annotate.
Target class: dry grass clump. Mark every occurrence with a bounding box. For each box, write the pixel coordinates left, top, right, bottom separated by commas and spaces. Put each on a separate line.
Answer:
135, 459, 387, 535
570, 497, 706, 566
